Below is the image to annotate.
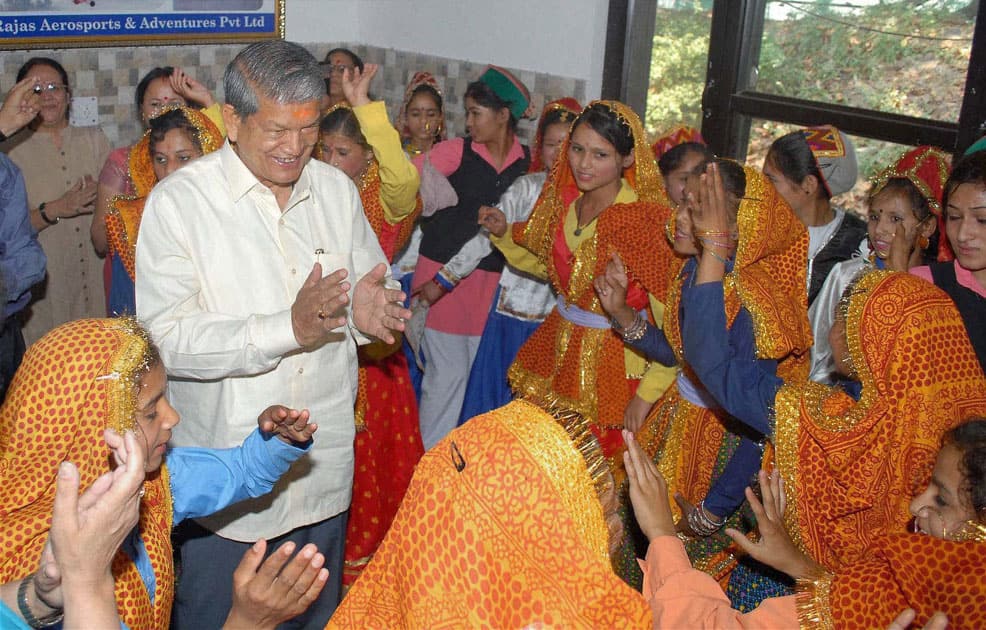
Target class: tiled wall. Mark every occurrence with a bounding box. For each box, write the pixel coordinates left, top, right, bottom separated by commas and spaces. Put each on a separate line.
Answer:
1, 42, 587, 149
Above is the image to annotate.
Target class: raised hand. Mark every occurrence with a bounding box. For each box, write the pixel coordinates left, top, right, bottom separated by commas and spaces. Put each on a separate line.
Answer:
39, 431, 146, 628
340, 63, 378, 108
623, 429, 676, 541
724, 469, 823, 580
0, 74, 42, 136
223, 540, 328, 630
169, 67, 215, 108
258, 405, 317, 445
478, 205, 507, 237
886, 223, 912, 271
352, 263, 411, 344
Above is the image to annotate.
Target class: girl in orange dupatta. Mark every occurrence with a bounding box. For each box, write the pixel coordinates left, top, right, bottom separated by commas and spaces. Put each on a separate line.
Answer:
105, 105, 222, 315
625, 418, 986, 629
503, 101, 678, 463
774, 268, 986, 573
327, 399, 652, 629
317, 64, 424, 587
0, 318, 322, 629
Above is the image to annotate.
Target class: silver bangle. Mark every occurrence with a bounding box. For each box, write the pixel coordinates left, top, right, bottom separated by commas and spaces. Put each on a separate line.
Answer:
687, 500, 725, 537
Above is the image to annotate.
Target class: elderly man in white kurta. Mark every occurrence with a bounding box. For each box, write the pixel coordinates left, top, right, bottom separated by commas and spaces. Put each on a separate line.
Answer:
136, 40, 409, 630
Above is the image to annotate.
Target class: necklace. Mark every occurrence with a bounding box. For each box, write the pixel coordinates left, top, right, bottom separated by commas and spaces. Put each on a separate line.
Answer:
574, 198, 598, 237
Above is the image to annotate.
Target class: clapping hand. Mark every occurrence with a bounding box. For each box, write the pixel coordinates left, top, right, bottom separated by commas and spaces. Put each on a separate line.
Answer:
223, 540, 328, 630
352, 263, 411, 344
724, 469, 824, 580
623, 429, 677, 541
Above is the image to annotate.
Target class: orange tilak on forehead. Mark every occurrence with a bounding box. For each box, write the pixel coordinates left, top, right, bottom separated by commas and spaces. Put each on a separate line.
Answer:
291, 101, 321, 122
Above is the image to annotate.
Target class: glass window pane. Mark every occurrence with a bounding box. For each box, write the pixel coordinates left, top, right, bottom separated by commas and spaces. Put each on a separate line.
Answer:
646, 1, 713, 138
755, 0, 975, 123
746, 118, 930, 215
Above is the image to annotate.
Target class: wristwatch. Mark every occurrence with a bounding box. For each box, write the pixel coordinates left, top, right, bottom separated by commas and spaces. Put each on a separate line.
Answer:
38, 202, 59, 225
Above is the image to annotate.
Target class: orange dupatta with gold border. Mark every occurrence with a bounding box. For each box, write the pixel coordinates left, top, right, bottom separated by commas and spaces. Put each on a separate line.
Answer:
327, 400, 652, 628
0, 318, 174, 630
774, 270, 986, 572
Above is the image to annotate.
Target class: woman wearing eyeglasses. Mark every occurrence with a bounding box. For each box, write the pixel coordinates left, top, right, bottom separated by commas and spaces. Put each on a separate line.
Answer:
0, 57, 110, 345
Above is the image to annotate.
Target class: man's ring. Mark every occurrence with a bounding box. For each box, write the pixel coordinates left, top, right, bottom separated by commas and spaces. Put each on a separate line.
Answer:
317, 306, 328, 320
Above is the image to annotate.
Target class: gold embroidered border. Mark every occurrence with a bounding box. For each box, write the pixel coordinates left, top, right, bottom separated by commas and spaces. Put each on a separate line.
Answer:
795, 570, 836, 630
773, 384, 807, 555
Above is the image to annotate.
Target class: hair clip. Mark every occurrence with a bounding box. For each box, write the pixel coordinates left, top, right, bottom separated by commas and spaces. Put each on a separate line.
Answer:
450, 441, 466, 472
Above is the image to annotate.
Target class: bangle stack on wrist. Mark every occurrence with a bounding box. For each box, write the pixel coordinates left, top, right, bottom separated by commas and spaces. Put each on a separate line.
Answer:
687, 500, 725, 537
611, 310, 646, 342
17, 574, 63, 629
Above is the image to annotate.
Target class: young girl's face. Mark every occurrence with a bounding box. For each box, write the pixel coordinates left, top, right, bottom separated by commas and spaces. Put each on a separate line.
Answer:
867, 187, 931, 260
909, 443, 976, 539
945, 182, 986, 278
671, 197, 699, 257
405, 91, 442, 146
539, 121, 569, 173
133, 363, 180, 473
665, 149, 708, 208
464, 97, 507, 145
319, 131, 372, 181
151, 127, 203, 181
567, 123, 632, 194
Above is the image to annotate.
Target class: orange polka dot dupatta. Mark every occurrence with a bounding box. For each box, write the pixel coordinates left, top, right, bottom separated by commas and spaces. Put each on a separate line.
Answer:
799, 532, 986, 629
774, 271, 986, 572
328, 400, 652, 628
0, 318, 174, 630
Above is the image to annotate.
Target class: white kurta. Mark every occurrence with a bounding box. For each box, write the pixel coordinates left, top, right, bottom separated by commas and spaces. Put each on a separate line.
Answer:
136, 141, 388, 541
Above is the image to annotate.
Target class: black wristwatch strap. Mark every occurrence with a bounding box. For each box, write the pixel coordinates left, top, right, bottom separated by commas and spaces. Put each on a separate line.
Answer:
38, 202, 59, 225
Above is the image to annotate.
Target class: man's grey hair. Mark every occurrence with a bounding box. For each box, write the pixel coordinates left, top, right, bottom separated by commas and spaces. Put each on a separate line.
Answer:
224, 40, 325, 117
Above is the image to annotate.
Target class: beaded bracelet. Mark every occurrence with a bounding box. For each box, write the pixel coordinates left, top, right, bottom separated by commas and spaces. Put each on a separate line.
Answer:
686, 500, 725, 537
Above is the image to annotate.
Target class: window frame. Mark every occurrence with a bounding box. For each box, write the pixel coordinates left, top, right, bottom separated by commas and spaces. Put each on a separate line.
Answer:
608, 0, 986, 160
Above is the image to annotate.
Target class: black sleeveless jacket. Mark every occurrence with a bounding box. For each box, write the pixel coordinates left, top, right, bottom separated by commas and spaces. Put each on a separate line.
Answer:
419, 138, 530, 272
